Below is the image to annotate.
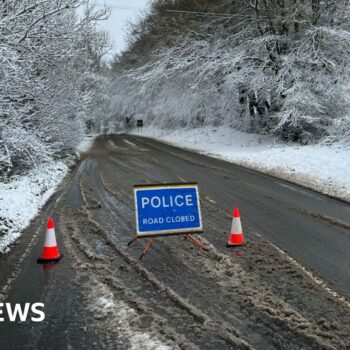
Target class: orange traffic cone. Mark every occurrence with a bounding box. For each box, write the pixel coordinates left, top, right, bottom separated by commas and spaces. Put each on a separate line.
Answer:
227, 208, 244, 246
37, 218, 63, 263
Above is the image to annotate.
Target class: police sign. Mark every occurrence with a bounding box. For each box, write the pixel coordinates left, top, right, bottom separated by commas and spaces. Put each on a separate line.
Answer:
134, 183, 203, 237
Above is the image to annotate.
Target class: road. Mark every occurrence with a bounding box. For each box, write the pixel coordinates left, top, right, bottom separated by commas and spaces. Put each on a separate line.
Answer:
0, 134, 350, 350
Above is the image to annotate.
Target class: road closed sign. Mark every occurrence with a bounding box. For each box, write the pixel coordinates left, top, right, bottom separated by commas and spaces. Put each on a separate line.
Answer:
134, 183, 203, 237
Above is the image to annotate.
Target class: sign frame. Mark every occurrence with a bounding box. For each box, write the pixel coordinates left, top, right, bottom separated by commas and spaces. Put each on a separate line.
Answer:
134, 182, 203, 238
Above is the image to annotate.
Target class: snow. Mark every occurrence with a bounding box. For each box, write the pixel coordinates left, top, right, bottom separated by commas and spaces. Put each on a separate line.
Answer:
0, 135, 97, 254
1, 124, 348, 254
131, 126, 350, 203
95, 293, 172, 350
0, 161, 68, 253
76, 134, 96, 155
97, 295, 115, 310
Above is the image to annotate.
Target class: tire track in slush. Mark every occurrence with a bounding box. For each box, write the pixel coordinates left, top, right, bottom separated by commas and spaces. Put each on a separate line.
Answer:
79, 169, 253, 349
131, 136, 350, 295
200, 200, 350, 345
127, 136, 350, 313
59, 210, 195, 350
119, 144, 348, 344
78, 156, 346, 349
65, 171, 252, 349
202, 199, 350, 318
100, 146, 350, 324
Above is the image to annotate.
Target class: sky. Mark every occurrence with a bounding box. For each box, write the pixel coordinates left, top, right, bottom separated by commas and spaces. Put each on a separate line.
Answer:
94, 0, 151, 59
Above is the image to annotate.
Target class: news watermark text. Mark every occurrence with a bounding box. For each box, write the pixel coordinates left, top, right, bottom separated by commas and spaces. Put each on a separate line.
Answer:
0, 303, 45, 322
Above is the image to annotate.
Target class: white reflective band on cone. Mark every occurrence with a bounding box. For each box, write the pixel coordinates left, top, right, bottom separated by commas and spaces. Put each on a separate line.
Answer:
44, 228, 58, 247
231, 218, 242, 234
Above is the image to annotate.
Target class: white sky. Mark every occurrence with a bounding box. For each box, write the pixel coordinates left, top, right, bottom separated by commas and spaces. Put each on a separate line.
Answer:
95, 0, 151, 58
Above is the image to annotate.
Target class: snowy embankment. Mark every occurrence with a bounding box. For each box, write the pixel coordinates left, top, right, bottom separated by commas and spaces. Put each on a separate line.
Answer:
132, 126, 350, 203
0, 136, 95, 254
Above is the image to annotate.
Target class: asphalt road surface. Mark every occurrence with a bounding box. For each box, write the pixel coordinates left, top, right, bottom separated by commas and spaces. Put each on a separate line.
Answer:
1, 134, 350, 350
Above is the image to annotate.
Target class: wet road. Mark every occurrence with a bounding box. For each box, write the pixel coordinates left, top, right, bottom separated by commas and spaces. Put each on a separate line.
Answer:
0, 134, 349, 350
119, 136, 350, 296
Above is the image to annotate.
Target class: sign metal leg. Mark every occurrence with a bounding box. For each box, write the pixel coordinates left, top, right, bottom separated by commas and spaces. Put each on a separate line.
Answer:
128, 234, 206, 260
139, 238, 156, 260
127, 236, 139, 246
185, 234, 206, 250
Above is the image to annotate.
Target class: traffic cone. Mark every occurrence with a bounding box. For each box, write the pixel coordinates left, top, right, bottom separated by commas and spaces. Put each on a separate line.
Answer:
37, 218, 63, 263
227, 208, 244, 246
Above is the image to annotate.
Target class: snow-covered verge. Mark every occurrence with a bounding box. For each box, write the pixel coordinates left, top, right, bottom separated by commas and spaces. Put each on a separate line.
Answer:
0, 162, 67, 253
131, 126, 350, 203
0, 135, 96, 254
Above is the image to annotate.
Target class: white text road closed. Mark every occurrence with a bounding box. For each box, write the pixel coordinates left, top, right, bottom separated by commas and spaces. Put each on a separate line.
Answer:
134, 183, 203, 237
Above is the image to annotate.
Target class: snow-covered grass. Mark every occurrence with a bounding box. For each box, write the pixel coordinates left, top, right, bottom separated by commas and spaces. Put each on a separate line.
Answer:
132, 126, 350, 203
0, 161, 67, 253
0, 135, 96, 254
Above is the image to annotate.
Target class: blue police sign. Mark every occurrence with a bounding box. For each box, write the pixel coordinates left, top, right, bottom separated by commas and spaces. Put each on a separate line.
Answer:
134, 183, 203, 237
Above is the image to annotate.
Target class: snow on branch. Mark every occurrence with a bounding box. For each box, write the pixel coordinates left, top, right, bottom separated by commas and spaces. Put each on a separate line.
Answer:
110, 0, 350, 145
0, 0, 111, 178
